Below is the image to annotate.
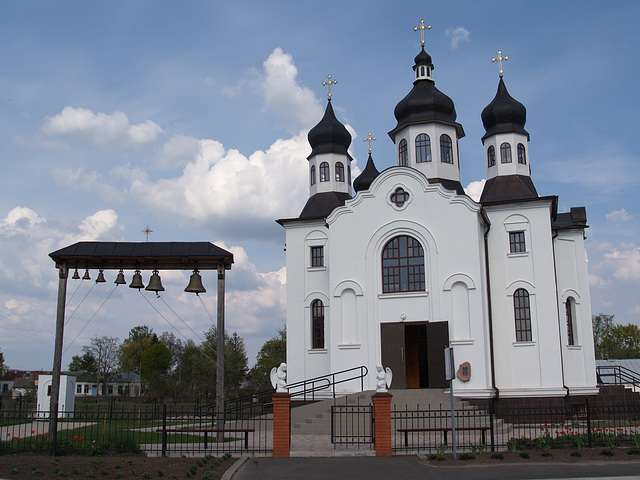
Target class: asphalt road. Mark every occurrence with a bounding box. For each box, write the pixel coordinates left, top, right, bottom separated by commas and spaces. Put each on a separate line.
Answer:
232, 456, 640, 480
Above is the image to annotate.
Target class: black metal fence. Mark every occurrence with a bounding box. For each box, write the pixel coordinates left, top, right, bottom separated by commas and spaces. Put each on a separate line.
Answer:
331, 404, 373, 447
392, 400, 640, 454
0, 401, 272, 457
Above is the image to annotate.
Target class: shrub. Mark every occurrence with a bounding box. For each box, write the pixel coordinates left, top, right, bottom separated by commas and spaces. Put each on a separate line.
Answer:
519, 452, 530, 459
459, 453, 475, 460
491, 453, 504, 460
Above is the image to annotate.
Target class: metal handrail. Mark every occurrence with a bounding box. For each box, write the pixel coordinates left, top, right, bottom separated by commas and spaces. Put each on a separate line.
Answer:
196, 365, 369, 417
596, 365, 640, 390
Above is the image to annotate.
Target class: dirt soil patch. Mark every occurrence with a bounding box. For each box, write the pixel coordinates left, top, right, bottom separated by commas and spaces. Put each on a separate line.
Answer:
0, 452, 236, 479
420, 446, 640, 466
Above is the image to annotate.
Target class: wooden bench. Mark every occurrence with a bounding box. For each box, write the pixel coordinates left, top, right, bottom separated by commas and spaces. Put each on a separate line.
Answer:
397, 426, 490, 447
157, 427, 255, 449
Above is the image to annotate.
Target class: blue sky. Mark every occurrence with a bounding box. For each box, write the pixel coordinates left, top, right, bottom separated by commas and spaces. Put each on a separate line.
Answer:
1, 1, 638, 371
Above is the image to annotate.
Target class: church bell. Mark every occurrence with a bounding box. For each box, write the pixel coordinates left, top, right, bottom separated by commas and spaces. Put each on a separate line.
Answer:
95, 269, 106, 283
145, 270, 165, 292
184, 269, 206, 295
129, 270, 145, 289
114, 270, 127, 285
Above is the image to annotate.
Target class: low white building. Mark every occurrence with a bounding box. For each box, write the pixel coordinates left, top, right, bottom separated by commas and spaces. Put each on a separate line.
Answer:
278, 43, 597, 401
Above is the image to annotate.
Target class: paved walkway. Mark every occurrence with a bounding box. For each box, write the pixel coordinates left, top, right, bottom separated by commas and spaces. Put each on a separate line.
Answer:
232, 455, 640, 480
290, 434, 374, 457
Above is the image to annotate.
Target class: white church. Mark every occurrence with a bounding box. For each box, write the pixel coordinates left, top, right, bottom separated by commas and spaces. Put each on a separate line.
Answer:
277, 40, 598, 401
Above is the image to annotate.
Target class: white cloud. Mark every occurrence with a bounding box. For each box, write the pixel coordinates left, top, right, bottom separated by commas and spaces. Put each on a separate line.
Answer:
0, 207, 122, 292
606, 208, 634, 223
446, 27, 470, 49
126, 133, 311, 239
464, 179, 485, 202
603, 244, 640, 280
43, 107, 164, 148
261, 48, 324, 132
157, 134, 201, 168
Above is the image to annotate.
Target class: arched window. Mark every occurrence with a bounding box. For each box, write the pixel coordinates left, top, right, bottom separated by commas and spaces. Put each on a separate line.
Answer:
566, 297, 575, 346
487, 146, 496, 167
500, 142, 512, 163
517, 143, 526, 164
440, 134, 453, 164
348, 165, 351, 186
335, 162, 345, 182
311, 299, 325, 349
398, 139, 408, 166
310, 165, 316, 185
415, 134, 432, 163
513, 288, 532, 342
320, 162, 330, 182
382, 235, 425, 293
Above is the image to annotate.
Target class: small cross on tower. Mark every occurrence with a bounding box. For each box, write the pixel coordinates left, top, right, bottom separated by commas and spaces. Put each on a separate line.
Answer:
413, 19, 431, 47
142, 225, 153, 242
322, 74, 338, 100
363, 132, 376, 154
491, 50, 509, 78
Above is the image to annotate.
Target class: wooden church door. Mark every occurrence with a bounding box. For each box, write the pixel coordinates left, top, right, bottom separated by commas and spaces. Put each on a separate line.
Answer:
381, 321, 449, 389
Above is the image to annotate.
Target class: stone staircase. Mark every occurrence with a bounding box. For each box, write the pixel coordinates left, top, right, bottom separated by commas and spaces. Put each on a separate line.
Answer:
291, 389, 470, 435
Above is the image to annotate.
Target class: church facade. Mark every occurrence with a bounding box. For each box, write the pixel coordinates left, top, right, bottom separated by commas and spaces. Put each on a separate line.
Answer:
277, 44, 597, 399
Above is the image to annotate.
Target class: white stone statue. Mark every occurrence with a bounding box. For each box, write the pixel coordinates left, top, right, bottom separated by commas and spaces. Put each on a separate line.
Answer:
375, 364, 393, 392
270, 362, 288, 393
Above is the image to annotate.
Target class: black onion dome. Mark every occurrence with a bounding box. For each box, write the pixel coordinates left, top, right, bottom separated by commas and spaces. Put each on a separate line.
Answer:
481, 77, 529, 142
307, 100, 352, 159
353, 154, 380, 193
413, 47, 433, 72
389, 49, 464, 139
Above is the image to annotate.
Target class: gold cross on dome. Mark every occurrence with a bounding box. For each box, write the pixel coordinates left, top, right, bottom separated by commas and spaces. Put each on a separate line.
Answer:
322, 74, 338, 100
491, 50, 509, 78
142, 225, 153, 242
363, 132, 376, 154
413, 19, 431, 47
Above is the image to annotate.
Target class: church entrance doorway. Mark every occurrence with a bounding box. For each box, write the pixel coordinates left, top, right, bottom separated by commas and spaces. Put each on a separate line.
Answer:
381, 321, 449, 389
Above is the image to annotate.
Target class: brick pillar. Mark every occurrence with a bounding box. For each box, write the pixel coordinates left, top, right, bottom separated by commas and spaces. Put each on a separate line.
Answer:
272, 392, 291, 458
372, 391, 393, 456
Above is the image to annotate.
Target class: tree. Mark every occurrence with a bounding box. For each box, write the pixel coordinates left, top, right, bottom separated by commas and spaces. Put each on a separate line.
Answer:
592, 313, 615, 359
83, 335, 120, 393
140, 342, 172, 396
68, 351, 98, 373
600, 324, 640, 359
119, 325, 158, 374
195, 328, 248, 398
249, 327, 286, 390
0, 348, 5, 376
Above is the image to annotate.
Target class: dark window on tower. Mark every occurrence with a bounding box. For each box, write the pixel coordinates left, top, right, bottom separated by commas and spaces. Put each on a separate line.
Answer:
348, 165, 351, 186
382, 235, 425, 293
517, 143, 526, 164
311, 299, 325, 349
320, 162, 330, 182
415, 134, 432, 163
398, 139, 408, 166
310, 165, 316, 185
509, 231, 526, 253
487, 146, 496, 167
514, 288, 532, 342
311, 246, 324, 267
566, 297, 575, 346
440, 134, 453, 164
390, 187, 409, 207
500, 142, 512, 163
335, 162, 345, 182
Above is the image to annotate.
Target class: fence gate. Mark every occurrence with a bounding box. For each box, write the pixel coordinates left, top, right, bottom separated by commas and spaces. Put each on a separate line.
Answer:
331, 404, 373, 446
